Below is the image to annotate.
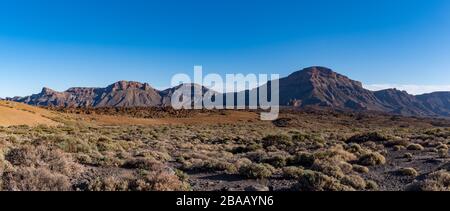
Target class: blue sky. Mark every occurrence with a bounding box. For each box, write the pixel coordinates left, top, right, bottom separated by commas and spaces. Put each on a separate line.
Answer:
1, 0, 450, 97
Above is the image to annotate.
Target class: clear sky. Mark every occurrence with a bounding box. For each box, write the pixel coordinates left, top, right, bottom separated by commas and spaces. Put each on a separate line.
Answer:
1, 0, 450, 97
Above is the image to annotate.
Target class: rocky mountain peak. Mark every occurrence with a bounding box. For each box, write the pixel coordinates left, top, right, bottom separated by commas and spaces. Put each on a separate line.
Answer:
41, 87, 57, 95
8, 67, 450, 118
107, 81, 151, 91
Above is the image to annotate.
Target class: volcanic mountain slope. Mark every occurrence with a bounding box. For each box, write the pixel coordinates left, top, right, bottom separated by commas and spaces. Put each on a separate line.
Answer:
243, 66, 450, 117
9, 81, 162, 107
277, 67, 450, 117
417, 92, 450, 116
9, 81, 214, 108
7, 66, 450, 118
277, 67, 386, 111
160, 83, 214, 107
373, 88, 436, 116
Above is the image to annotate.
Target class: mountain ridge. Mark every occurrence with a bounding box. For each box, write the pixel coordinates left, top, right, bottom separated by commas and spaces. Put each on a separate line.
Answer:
7, 66, 450, 118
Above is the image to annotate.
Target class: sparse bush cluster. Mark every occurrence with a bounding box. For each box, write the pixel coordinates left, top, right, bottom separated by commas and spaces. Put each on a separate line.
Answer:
0, 109, 449, 191
0, 125, 190, 191
406, 170, 450, 191
1, 145, 82, 191
261, 134, 293, 150
292, 170, 357, 191
77, 169, 189, 191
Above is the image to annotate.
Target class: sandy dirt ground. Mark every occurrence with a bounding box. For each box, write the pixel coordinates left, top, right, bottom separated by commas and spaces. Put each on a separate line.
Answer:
1, 101, 260, 127
0, 101, 59, 127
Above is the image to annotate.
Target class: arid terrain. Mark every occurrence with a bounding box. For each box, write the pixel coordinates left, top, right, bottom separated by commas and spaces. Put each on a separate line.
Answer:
0, 101, 60, 127
1, 101, 449, 191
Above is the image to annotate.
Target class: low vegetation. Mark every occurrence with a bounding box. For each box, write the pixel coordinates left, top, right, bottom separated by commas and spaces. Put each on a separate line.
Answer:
0, 107, 449, 191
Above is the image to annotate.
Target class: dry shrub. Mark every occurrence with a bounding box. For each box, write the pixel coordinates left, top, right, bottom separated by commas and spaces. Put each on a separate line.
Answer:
407, 144, 424, 151
230, 143, 262, 154
311, 160, 345, 179
239, 163, 274, 179
436, 143, 449, 150
181, 159, 237, 174
84, 167, 188, 191
291, 133, 323, 143
96, 137, 124, 152
292, 170, 354, 191
437, 148, 448, 158
87, 175, 132, 191
396, 168, 419, 177
358, 152, 386, 166
261, 151, 290, 168
245, 150, 267, 163
282, 166, 305, 179
234, 158, 253, 169
393, 145, 406, 151
0, 156, 4, 174
2, 145, 83, 191
331, 145, 358, 162
89, 152, 123, 167
122, 157, 164, 171
289, 152, 315, 168
366, 180, 379, 190
347, 132, 389, 144
3, 167, 71, 191
403, 153, 414, 159
133, 150, 172, 162
384, 139, 409, 147
139, 171, 189, 191
352, 164, 369, 174
338, 161, 354, 174
315, 145, 357, 163
53, 135, 92, 153
264, 154, 288, 168
406, 170, 450, 191
340, 174, 367, 190
5, 146, 83, 176
261, 135, 293, 150
0, 154, 6, 190
346, 143, 363, 154
362, 141, 384, 152
4, 147, 32, 166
